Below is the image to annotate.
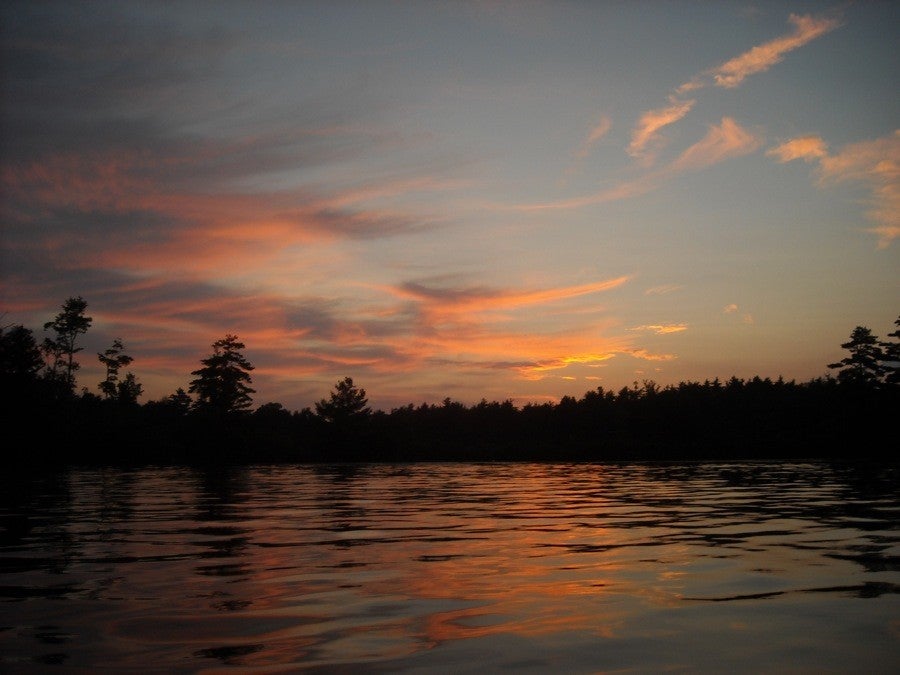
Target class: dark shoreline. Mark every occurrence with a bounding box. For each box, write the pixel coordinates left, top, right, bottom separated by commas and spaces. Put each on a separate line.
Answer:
8, 376, 896, 468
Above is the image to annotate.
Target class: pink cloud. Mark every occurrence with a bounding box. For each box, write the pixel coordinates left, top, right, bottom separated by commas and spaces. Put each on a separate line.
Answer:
1, 148, 447, 278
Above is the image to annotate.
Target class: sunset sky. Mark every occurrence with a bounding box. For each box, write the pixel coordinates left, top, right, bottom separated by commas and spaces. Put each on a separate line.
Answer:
1, 1, 897, 411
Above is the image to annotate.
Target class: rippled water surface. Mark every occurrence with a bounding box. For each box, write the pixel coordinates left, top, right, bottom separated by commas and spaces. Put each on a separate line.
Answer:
1, 462, 898, 673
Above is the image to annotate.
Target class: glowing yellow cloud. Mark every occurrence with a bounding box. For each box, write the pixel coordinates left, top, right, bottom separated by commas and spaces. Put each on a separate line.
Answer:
355, 277, 650, 382
521, 352, 618, 378
621, 348, 677, 362
630, 324, 688, 334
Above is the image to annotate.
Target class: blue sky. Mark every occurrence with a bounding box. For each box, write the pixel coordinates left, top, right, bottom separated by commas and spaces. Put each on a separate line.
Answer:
1, 1, 897, 410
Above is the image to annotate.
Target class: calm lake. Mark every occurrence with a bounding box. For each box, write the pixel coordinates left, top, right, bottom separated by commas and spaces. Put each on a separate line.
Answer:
1, 462, 898, 673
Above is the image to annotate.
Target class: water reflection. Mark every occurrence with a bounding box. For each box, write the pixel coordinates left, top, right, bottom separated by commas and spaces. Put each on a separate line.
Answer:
1, 462, 898, 672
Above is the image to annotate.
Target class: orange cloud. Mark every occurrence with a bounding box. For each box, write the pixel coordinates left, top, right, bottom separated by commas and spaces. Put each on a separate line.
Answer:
630, 324, 688, 335
509, 178, 656, 212
819, 131, 900, 248
628, 97, 695, 160
766, 135, 828, 163
644, 284, 683, 296
510, 118, 760, 213
575, 115, 612, 159
769, 129, 900, 248
520, 352, 619, 379
387, 276, 631, 318
622, 348, 677, 362
818, 131, 900, 185
670, 118, 762, 172
1, 147, 451, 279
683, 13, 841, 91
89, 275, 644, 393
352, 276, 650, 382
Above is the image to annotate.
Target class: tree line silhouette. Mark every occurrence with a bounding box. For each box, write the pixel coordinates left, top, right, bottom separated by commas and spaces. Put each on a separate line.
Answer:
2, 297, 898, 465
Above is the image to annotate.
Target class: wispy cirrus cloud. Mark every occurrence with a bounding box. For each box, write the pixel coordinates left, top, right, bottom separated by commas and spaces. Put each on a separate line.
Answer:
768, 129, 900, 247
678, 13, 842, 93
765, 135, 828, 163
574, 115, 612, 159
630, 324, 688, 335
363, 275, 678, 382
507, 178, 656, 212
513, 117, 762, 212
387, 276, 630, 317
521, 13, 819, 211
627, 97, 695, 161
670, 117, 762, 172
621, 348, 677, 362
623, 13, 839, 168
1, 146, 448, 278
644, 284, 683, 296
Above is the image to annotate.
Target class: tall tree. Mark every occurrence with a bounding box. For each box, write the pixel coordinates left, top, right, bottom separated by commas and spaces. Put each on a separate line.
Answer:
189, 335, 255, 414
828, 326, 885, 387
42, 296, 92, 393
98, 338, 134, 400
167, 387, 193, 414
879, 315, 900, 387
315, 376, 371, 424
116, 372, 144, 405
0, 324, 44, 383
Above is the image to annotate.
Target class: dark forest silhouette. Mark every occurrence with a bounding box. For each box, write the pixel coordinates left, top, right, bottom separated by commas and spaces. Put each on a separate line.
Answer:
2, 297, 898, 466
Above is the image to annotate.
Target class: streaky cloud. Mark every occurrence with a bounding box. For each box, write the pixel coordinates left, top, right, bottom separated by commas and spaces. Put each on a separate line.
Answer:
520, 353, 618, 379
508, 179, 656, 212
370, 276, 640, 381
767, 136, 828, 163
622, 348, 677, 362
389, 276, 630, 315
670, 118, 762, 172
769, 130, 900, 248
628, 97, 695, 160
630, 324, 688, 335
679, 13, 842, 92
512, 118, 761, 212
575, 115, 612, 159
818, 131, 900, 185
644, 284, 683, 296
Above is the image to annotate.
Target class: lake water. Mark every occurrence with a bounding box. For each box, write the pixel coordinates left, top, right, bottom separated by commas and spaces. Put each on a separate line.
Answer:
1, 462, 898, 673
